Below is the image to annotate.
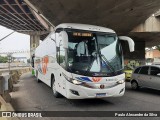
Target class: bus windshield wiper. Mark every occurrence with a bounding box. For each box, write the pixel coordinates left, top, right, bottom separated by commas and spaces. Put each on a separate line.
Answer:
100, 54, 116, 75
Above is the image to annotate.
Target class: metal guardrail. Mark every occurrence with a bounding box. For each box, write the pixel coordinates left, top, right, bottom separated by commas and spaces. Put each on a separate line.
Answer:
0, 63, 30, 69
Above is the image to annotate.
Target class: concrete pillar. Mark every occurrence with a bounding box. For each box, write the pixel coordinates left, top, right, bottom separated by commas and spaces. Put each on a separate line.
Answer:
122, 40, 146, 68
30, 34, 40, 56
132, 15, 160, 32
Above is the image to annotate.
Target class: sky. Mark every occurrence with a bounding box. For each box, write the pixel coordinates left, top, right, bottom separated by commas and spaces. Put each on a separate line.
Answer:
0, 25, 30, 58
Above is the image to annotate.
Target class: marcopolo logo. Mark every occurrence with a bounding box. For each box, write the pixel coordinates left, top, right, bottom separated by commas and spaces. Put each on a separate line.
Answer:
100, 84, 105, 89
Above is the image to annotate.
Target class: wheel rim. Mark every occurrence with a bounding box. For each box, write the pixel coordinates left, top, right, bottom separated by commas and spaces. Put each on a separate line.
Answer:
132, 82, 137, 89
52, 81, 56, 94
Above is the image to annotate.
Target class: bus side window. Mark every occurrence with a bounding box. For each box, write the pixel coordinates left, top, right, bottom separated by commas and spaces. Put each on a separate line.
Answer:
59, 46, 67, 69
56, 38, 66, 69
56, 32, 67, 69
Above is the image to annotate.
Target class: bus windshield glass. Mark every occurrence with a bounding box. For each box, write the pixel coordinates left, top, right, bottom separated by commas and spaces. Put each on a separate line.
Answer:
66, 30, 123, 77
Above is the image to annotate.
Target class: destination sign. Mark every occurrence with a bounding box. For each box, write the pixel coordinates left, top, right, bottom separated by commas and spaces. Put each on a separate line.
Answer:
73, 32, 92, 37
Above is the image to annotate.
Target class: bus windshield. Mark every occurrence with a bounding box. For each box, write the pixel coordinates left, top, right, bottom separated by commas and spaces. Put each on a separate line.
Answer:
67, 30, 123, 77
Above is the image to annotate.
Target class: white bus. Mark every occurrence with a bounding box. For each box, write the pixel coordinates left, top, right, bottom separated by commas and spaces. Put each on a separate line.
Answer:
33, 23, 134, 99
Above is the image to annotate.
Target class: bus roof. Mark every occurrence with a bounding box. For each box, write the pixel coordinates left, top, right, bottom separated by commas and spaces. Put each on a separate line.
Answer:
55, 23, 115, 33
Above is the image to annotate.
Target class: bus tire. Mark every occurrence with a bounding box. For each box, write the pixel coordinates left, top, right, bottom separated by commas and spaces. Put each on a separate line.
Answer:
51, 76, 60, 98
36, 71, 41, 83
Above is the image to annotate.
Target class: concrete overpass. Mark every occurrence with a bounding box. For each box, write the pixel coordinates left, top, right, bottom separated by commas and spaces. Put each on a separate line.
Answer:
0, 0, 52, 55
131, 12, 160, 47
1, 0, 160, 63
25, 0, 160, 64
28, 0, 160, 33
0, 0, 51, 35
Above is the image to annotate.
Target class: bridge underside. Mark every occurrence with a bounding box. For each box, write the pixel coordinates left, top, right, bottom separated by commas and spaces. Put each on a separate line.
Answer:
1, 0, 160, 45
29, 0, 160, 34
0, 0, 160, 62
130, 32, 160, 47
0, 0, 50, 39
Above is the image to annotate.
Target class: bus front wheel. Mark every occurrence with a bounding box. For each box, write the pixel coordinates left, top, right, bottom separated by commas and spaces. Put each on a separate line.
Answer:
52, 77, 60, 98
36, 71, 41, 83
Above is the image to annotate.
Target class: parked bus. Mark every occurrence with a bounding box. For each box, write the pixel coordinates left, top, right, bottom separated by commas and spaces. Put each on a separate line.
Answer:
33, 23, 135, 99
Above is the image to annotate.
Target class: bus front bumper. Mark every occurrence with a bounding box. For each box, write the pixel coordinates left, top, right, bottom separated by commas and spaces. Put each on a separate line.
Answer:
66, 81, 125, 99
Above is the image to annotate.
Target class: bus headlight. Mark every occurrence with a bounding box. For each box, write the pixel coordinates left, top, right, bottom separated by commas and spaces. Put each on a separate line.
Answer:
72, 79, 83, 85
63, 74, 83, 85
117, 80, 125, 84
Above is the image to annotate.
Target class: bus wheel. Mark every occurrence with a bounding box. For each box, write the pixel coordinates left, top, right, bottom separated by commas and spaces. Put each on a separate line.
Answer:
131, 81, 139, 90
52, 77, 60, 98
36, 71, 40, 83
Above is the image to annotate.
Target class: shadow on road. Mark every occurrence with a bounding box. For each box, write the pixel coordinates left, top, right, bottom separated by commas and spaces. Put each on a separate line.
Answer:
125, 82, 160, 96
133, 88, 160, 95
65, 98, 114, 108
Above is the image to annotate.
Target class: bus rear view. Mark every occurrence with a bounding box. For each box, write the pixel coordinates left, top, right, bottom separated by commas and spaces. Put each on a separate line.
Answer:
34, 23, 135, 99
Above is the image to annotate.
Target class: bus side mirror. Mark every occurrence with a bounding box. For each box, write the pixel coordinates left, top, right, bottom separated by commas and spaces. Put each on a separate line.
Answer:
60, 31, 68, 48
119, 36, 135, 52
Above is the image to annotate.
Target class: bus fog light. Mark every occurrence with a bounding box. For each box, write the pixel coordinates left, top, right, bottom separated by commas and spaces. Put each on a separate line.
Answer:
117, 80, 125, 84
70, 89, 79, 96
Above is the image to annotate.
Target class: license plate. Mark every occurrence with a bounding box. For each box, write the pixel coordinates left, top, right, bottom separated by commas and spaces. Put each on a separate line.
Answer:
96, 93, 106, 97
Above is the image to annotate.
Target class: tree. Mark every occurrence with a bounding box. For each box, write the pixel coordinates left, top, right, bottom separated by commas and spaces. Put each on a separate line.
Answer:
0, 55, 8, 63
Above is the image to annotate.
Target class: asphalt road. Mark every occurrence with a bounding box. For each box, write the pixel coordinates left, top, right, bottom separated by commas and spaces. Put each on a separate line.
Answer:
11, 73, 160, 120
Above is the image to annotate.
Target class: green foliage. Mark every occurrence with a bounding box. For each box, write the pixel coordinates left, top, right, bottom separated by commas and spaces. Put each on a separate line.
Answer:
146, 58, 153, 63
57, 55, 65, 64
0, 55, 8, 63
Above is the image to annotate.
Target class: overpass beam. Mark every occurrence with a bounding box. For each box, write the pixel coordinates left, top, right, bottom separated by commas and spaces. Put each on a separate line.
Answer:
132, 15, 160, 32
131, 14, 160, 48
122, 40, 146, 67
